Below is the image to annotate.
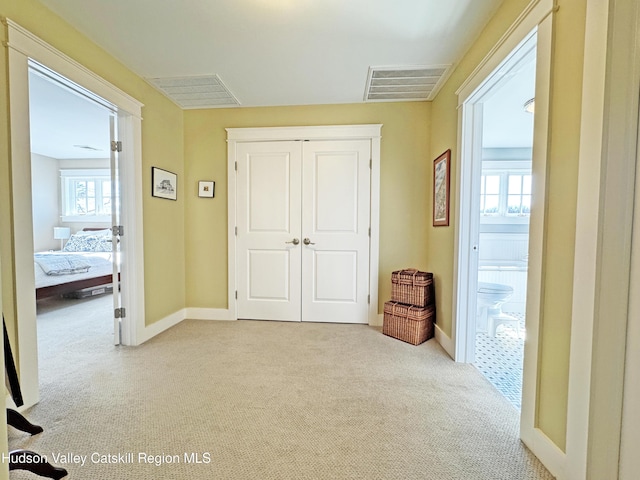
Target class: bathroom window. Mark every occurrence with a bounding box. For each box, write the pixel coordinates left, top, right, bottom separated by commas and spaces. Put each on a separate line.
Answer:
61, 169, 111, 222
480, 175, 501, 215
507, 174, 531, 215
480, 172, 531, 218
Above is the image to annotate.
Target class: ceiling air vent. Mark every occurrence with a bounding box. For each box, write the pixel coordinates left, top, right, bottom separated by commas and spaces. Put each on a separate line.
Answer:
364, 65, 451, 102
147, 75, 240, 109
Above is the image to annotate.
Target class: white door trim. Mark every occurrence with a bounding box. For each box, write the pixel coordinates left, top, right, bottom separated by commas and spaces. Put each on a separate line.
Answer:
453, 0, 558, 475
227, 125, 382, 325
566, 0, 640, 478
4, 19, 146, 408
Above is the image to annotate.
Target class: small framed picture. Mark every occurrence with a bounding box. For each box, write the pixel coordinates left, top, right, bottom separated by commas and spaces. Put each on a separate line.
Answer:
198, 181, 215, 198
433, 149, 451, 226
152, 167, 177, 200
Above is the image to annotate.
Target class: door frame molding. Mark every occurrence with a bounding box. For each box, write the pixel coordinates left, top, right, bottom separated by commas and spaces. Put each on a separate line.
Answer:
566, 0, 640, 478
453, 0, 558, 475
3, 19, 146, 407
226, 125, 382, 325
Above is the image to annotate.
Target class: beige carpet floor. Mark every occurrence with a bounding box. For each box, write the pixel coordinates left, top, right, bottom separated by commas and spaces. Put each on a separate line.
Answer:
9, 295, 554, 479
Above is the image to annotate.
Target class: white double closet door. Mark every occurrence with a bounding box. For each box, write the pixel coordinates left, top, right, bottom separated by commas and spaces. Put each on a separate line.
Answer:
236, 139, 371, 323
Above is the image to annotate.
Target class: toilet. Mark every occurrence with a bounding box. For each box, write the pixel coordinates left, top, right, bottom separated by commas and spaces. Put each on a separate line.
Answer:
477, 282, 520, 337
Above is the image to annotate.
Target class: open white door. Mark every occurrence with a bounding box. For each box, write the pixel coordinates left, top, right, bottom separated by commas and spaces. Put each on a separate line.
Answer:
109, 115, 123, 344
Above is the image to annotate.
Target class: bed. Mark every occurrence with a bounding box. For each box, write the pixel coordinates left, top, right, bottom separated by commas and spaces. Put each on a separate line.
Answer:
34, 228, 118, 300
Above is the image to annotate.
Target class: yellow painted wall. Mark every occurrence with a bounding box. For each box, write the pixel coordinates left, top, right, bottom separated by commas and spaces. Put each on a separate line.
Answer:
0, 0, 588, 458
428, 0, 587, 451
0, 0, 186, 328
184, 103, 431, 312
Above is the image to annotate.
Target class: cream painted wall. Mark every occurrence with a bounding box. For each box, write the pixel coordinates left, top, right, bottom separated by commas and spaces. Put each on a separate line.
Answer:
429, 0, 587, 451
183, 103, 431, 313
0, 0, 591, 462
30, 153, 59, 252
0, 0, 186, 332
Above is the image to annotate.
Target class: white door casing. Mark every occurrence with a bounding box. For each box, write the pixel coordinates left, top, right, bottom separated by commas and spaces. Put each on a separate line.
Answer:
453, 0, 557, 474
5, 19, 145, 407
236, 139, 371, 324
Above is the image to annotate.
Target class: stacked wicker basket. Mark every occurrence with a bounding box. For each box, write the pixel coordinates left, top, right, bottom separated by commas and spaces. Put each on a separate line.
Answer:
383, 269, 436, 345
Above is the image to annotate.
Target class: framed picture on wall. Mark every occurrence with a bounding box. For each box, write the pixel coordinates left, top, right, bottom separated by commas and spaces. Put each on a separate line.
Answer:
198, 181, 215, 198
433, 149, 451, 226
152, 167, 177, 201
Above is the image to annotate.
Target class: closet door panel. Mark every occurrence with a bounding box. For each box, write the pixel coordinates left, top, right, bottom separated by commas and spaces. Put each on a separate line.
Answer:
236, 141, 302, 321
301, 140, 371, 324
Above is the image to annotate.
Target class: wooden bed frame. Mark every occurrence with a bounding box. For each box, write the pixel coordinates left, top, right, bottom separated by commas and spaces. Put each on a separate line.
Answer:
35, 228, 118, 300
35, 274, 116, 300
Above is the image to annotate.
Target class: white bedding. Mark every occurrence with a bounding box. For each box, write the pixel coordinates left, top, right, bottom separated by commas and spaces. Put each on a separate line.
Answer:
34, 251, 114, 289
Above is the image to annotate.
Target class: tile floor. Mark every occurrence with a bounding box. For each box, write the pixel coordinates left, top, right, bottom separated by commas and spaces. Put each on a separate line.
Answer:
474, 313, 525, 409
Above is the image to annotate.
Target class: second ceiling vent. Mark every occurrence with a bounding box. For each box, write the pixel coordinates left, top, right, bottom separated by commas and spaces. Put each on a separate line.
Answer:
364, 65, 451, 102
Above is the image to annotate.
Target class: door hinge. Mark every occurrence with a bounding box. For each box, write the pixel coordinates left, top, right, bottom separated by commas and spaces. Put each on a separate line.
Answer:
235, 161, 238, 171
235, 226, 238, 236
235, 290, 238, 300
111, 140, 123, 152
114, 307, 126, 318
368, 295, 370, 304
368, 227, 371, 237
369, 158, 372, 169
112, 225, 124, 236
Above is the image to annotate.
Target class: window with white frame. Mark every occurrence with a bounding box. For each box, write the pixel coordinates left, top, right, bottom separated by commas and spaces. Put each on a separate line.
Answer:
480, 171, 531, 218
61, 169, 111, 222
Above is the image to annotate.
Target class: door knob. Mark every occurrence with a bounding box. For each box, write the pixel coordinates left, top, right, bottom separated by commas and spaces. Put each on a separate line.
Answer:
286, 238, 300, 245
303, 238, 315, 245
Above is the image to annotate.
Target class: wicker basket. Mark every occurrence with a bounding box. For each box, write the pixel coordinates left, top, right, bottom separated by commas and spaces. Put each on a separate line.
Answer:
391, 269, 434, 307
383, 301, 435, 345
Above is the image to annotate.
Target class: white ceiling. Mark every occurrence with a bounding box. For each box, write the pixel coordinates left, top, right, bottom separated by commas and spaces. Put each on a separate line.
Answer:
36, 0, 504, 107
29, 69, 112, 160
28, 0, 535, 159
482, 55, 536, 149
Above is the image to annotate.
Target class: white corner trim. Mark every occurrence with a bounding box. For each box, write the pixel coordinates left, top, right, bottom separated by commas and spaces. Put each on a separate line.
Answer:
435, 324, 455, 359
185, 308, 237, 321
520, 428, 567, 479
138, 309, 186, 344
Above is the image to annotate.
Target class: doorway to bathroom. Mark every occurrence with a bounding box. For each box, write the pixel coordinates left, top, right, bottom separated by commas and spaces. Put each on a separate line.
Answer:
456, 32, 537, 409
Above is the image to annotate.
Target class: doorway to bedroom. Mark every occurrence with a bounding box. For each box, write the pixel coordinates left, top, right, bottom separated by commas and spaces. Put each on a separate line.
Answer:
28, 62, 123, 362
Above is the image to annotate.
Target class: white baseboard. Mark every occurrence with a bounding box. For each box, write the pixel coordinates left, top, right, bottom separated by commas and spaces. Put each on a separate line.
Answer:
521, 427, 567, 479
138, 307, 237, 344
435, 324, 455, 359
185, 308, 236, 321
139, 308, 186, 344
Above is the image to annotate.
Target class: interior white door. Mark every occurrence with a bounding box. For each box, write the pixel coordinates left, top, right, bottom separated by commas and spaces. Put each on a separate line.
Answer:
236, 138, 371, 323
236, 141, 302, 321
109, 115, 122, 344
301, 140, 371, 323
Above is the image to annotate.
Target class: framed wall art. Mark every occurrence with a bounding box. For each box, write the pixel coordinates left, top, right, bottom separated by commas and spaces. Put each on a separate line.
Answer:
198, 181, 215, 198
433, 149, 451, 226
152, 167, 177, 201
